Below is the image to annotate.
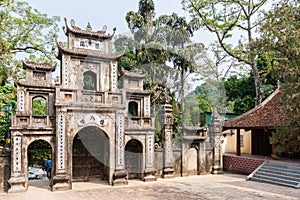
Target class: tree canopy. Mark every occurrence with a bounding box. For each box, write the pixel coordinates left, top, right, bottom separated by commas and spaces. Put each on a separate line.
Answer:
0, 0, 59, 83
182, 0, 269, 106
257, 0, 300, 157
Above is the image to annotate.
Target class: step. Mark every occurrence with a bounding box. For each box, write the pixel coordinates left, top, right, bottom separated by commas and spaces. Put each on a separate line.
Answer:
252, 173, 299, 186
263, 165, 300, 174
259, 168, 300, 179
250, 176, 300, 189
265, 161, 300, 170
255, 171, 300, 182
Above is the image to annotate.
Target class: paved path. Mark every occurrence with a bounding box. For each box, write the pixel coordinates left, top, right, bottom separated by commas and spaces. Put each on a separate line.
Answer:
1, 173, 299, 200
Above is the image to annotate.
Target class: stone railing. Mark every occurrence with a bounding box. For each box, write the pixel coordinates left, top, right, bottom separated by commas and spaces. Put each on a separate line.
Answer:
12, 115, 55, 129
57, 89, 123, 106
125, 116, 154, 129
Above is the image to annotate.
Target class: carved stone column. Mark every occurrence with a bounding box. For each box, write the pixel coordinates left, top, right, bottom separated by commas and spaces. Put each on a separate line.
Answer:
52, 113, 71, 191
210, 110, 224, 174
8, 132, 26, 193
144, 132, 157, 182
113, 113, 128, 186
161, 104, 175, 178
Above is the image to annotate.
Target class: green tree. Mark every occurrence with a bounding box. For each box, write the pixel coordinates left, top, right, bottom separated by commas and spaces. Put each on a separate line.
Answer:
258, 0, 300, 157
224, 75, 256, 113
182, 0, 269, 106
0, 0, 59, 82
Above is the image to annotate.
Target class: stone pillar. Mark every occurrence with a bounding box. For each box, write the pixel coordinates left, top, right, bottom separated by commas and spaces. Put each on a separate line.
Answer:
198, 141, 206, 174
52, 113, 71, 191
0, 148, 10, 192
144, 133, 157, 182
113, 113, 128, 186
8, 132, 26, 193
210, 110, 224, 174
161, 104, 175, 178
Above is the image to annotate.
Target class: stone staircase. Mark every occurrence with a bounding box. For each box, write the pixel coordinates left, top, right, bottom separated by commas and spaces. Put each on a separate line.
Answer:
247, 160, 300, 189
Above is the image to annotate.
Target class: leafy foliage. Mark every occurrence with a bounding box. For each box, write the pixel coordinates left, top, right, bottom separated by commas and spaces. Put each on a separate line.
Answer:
257, 0, 300, 157
224, 75, 256, 113
0, 0, 59, 83
182, 0, 269, 105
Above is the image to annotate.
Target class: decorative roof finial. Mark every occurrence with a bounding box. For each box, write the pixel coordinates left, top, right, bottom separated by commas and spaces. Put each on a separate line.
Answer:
70, 19, 76, 27
86, 22, 92, 31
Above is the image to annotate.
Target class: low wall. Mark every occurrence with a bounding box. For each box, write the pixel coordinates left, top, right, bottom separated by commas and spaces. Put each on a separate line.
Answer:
154, 147, 181, 177
223, 154, 264, 175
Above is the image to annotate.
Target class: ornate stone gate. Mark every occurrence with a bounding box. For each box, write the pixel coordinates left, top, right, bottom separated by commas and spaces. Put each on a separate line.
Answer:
8, 19, 156, 192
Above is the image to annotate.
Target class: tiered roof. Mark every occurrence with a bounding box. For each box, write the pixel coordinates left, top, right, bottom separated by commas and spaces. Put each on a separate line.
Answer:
223, 89, 291, 129
55, 39, 124, 59
122, 69, 146, 79
23, 60, 56, 72
63, 18, 116, 40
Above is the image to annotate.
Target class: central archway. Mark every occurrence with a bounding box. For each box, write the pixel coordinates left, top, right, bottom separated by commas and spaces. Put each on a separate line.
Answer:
72, 126, 109, 182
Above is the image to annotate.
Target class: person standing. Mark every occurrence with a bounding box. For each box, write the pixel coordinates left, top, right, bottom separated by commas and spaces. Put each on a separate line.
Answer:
45, 157, 52, 179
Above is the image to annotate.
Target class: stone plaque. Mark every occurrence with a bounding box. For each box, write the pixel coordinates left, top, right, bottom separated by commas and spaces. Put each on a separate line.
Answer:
147, 135, 153, 164
144, 97, 150, 117
117, 116, 124, 166
111, 62, 117, 91
165, 131, 172, 163
19, 91, 25, 112
58, 114, 65, 170
64, 59, 69, 87
13, 136, 22, 172
76, 114, 107, 127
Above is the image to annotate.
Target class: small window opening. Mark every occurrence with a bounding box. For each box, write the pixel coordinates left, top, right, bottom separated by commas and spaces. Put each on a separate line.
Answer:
128, 101, 138, 116
32, 97, 47, 115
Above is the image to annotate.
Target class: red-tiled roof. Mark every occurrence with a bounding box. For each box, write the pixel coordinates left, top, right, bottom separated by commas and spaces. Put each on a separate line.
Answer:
223, 89, 291, 129
64, 18, 115, 40
23, 61, 56, 71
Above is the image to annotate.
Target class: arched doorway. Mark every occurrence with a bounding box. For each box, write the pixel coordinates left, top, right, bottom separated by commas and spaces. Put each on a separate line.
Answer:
72, 126, 109, 182
125, 139, 143, 179
27, 139, 52, 190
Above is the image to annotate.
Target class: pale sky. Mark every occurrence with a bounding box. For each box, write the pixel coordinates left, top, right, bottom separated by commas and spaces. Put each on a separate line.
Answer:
27, 0, 189, 39
26, 0, 215, 92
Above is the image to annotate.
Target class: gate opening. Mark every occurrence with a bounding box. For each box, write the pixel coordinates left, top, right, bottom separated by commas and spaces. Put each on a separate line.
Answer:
27, 139, 52, 190
72, 126, 109, 182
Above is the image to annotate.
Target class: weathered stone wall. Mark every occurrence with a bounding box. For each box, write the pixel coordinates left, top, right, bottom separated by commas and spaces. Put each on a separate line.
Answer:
153, 146, 181, 177
0, 149, 10, 192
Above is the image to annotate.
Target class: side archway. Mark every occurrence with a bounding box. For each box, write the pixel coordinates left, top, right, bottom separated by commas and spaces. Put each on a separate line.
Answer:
27, 139, 52, 190
125, 139, 143, 179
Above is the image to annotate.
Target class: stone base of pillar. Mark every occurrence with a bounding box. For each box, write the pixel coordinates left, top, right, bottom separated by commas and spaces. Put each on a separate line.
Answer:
8, 176, 26, 193
163, 167, 175, 178
143, 168, 156, 182
211, 165, 224, 175
52, 174, 71, 191
112, 169, 128, 186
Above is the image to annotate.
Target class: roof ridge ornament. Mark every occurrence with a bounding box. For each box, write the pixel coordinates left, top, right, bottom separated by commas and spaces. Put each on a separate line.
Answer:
86, 22, 92, 31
